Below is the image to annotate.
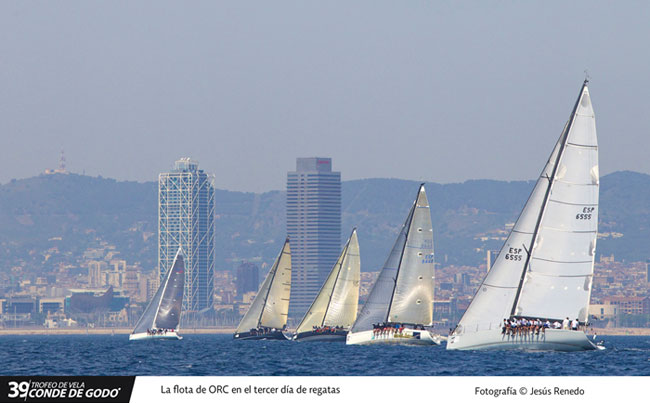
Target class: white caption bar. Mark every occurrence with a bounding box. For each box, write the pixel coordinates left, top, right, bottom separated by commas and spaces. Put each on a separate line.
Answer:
130, 376, 647, 402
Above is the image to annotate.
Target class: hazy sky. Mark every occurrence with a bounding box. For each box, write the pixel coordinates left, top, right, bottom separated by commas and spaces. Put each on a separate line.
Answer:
1, 1, 649, 192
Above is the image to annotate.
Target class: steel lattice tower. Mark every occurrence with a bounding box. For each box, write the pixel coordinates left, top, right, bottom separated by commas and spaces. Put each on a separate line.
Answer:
159, 158, 215, 316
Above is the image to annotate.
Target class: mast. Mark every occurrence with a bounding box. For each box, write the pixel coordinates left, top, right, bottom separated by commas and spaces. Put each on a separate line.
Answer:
509, 80, 589, 317
385, 184, 422, 322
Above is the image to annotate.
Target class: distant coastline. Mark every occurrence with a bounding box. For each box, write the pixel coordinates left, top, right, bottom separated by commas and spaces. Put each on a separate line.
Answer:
0, 327, 236, 336
1, 327, 649, 336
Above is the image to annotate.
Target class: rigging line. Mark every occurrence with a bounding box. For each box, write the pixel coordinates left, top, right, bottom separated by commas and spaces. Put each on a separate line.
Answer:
510, 81, 588, 317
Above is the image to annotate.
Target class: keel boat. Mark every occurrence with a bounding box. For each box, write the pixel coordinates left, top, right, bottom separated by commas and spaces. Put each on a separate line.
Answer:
448, 80, 602, 351
293, 229, 361, 342
234, 238, 292, 340
130, 248, 185, 341
347, 185, 441, 345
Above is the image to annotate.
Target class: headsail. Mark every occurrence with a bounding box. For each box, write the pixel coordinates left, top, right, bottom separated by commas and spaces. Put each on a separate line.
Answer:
455, 81, 598, 334
295, 229, 361, 334
132, 248, 185, 334
388, 186, 435, 325
351, 185, 434, 332
235, 238, 292, 333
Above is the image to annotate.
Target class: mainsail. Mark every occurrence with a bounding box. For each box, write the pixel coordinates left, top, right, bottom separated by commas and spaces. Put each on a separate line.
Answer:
351, 185, 434, 332
132, 248, 185, 334
455, 81, 598, 334
235, 238, 292, 333
295, 229, 361, 334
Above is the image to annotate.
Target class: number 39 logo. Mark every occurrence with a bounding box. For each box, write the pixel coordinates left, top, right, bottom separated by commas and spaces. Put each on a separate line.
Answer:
7, 381, 29, 399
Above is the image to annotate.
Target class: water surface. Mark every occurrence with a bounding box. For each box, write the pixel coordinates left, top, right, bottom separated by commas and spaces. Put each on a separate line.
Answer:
2, 335, 648, 376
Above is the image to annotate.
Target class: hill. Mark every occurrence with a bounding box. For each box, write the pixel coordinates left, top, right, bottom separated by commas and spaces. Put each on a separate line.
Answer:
0, 171, 648, 274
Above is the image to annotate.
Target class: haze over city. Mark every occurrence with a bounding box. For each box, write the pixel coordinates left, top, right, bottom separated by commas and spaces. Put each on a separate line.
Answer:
1, 1, 650, 192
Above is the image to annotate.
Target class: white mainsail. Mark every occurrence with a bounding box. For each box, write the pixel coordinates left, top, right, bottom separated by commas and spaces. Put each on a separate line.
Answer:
351, 185, 434, 332
235, 238, 292, 333
455, 81, 598, 335
295, 229, 361, 334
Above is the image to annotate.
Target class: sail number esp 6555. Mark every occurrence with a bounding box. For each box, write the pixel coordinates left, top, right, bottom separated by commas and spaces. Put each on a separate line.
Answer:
576, 207, 595, 220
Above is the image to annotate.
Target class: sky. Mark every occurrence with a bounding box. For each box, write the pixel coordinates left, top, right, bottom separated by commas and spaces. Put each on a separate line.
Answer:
1, 1, 649, 192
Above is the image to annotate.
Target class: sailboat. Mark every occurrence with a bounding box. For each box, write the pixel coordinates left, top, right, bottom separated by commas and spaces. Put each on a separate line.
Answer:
130, 248, 185, 340
447, 80, 602, 351
347, 184, 441, 345
233, 237, 291, 340
292, 229, 361, 342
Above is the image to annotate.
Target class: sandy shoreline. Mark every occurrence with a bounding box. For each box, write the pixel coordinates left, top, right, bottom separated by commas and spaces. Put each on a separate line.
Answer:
1, 327, 649, 336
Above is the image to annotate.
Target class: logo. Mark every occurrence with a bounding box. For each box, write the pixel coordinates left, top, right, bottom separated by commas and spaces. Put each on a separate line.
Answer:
2, 377, 135, 403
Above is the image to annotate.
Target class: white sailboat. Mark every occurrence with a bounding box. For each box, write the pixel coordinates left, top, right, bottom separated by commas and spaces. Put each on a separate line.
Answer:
130, 248, 185, 340
347, 185, 441, 345
447, 80, 602, 351
234, 238, 291, 340
293, 228, 361, 342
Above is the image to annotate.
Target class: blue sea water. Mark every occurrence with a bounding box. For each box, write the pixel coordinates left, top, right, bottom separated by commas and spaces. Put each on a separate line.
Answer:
1, 335, 648, 376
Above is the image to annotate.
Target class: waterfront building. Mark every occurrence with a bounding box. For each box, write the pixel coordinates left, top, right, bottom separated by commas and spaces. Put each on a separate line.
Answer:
236, 262, 260, 298
159, 158, 215, 312
286, 157, 341, 320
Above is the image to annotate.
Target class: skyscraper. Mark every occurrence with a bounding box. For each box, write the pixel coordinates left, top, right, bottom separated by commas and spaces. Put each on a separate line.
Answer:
159, 158, 215, 314
287, 157, 341, 320
236, 262, 260, 297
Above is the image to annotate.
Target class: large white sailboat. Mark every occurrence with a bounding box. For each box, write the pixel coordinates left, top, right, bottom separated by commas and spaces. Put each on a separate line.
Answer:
293, 229, 361, 342
347, 185, 441, 345
130, 248, 185, 341
234, 238, 291, 340
447, 80, 602, 351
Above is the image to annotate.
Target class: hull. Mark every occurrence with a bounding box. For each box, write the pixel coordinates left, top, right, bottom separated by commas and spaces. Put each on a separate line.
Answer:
447, 328, 601, 351
233, 330, 288, 341
129, 332, 182, 341
293, 330, 347, 342
346, 328, 442, 346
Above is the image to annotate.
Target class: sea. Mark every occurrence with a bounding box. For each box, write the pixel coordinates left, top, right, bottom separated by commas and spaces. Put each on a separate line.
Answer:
1, 335, 648, 376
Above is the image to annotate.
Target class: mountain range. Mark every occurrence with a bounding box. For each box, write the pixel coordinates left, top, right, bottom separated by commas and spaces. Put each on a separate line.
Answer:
0, 171, 648, 274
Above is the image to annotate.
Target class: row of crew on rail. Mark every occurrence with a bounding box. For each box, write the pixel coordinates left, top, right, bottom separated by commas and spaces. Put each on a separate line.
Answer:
146, 328, 175, 335
311, 325, 345, 333
248, 325, 287, 336
372, 322, 426, 335
502, 317, 582, 336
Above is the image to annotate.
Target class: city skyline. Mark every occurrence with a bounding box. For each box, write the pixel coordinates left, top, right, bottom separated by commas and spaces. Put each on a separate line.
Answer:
2, 2, 650, 192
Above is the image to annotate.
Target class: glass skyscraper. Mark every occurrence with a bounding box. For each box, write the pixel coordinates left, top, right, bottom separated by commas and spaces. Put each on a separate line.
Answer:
159, 158, 215, 314
287, 157, 341, 320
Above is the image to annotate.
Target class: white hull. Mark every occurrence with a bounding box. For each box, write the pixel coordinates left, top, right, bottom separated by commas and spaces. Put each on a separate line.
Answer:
346, 328, 441, 346
447, 328, 602, 351
129, 332, 183, 341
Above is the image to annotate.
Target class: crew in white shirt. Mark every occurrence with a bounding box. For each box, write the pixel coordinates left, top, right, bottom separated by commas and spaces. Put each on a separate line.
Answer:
562, 317, 570, 330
